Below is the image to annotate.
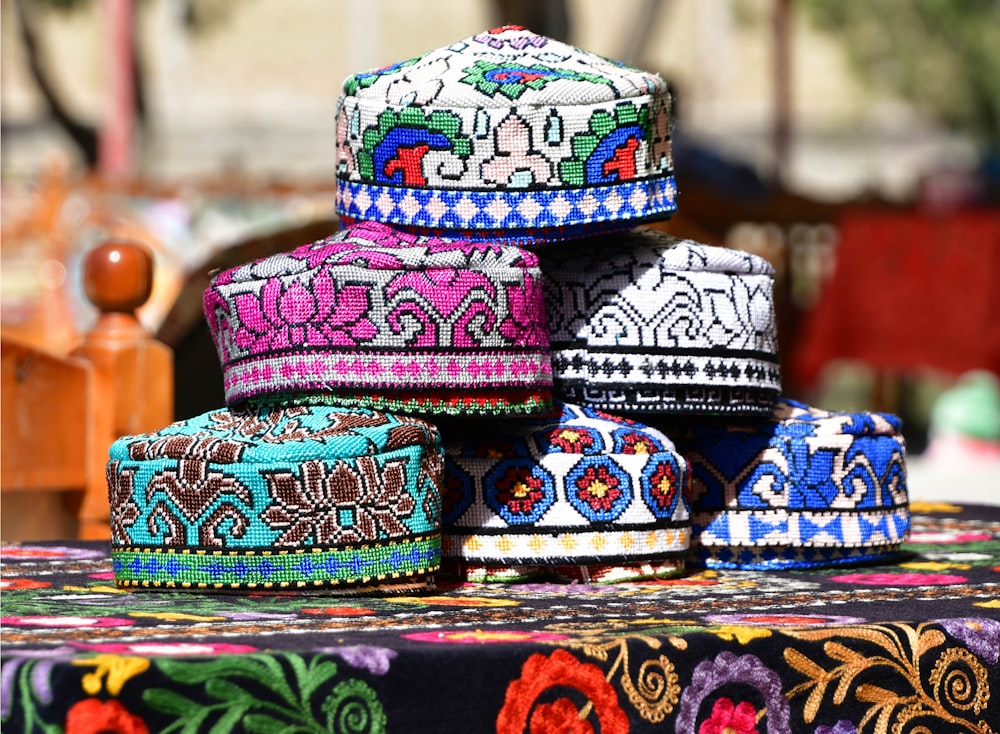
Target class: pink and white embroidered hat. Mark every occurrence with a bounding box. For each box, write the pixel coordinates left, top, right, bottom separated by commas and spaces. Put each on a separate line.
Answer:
335, 25, 676, 243
204, 220, 553, 417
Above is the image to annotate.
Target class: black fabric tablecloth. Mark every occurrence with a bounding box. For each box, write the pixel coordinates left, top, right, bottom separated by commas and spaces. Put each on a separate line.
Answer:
3, 502, 998, 733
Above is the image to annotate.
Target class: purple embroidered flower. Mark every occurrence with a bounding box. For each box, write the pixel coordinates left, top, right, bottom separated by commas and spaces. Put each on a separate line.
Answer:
676, 651, 789, 733
937, 618, 1000, 665
316, 645, 397, 675
234, 270, 376, 352
1, 647, 75, 718
814, 721, 858, 734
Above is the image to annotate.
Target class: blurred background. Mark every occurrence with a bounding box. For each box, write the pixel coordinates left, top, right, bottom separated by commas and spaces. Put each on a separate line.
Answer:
3, 0, 999, 523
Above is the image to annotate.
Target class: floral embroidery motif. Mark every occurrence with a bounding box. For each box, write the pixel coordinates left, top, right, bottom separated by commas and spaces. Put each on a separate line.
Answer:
262, 457, 414, 545
567, 459, 631, 521
484, 461, 556, 525
784, 622, 993, 730
460, 60, 612, 101
234, 272, 376, 350
642, 459, 681, 518
497, 649, 629, 733
65, 698, 149, 734
676, 651, 789, 733
481, 114, 553, 187
560, 103, 650, 185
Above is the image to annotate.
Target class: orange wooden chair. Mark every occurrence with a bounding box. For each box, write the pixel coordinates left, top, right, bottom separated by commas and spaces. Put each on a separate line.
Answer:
2, 241, 173, 541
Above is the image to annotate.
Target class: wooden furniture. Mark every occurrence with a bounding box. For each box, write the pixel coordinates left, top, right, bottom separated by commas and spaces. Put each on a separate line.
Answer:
1, 240, 173, 541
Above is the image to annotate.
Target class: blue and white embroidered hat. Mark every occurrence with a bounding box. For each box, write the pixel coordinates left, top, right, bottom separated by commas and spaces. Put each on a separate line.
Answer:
107, 405, 444, 591
335, 25, 676, 244
663, 399, 910, 570
540, 228, 781, 415
439, 402, 691, 583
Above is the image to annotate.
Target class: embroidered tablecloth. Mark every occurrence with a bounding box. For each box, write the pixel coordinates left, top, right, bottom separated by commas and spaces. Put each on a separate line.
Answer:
3, 503, 998, 732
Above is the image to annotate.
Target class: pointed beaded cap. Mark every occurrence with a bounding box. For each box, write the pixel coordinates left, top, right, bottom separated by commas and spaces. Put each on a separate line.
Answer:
335, 26, 676, 243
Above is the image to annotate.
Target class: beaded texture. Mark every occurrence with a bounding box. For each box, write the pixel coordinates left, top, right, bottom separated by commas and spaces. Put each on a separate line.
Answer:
204, 220, 553, 416
440, 402, 691, 582
540, 228, 782, 415
662, 399, 910, 569
107, 405, 444, 590
335, 25, 676, 243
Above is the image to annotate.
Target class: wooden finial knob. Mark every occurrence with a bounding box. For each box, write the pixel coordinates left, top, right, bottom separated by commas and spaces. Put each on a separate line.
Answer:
83, 241, 153, 314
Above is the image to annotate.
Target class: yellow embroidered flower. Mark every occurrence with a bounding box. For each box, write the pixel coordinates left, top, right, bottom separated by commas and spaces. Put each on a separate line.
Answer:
899, 560, 971, 572
73, 654, 150, 696
128, 611, 223, 622
709, 625, 772, 644
908, 501, 963, 514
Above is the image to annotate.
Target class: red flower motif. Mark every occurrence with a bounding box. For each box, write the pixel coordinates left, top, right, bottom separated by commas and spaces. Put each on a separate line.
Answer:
647, 462, 677, 512
65, 698, 149, 734
497, 649, 628, 734
495, 467, 546, 517
548, 428, 595, 454
575, 465, 622, 513
699, 697, 759, 734
619, 431, 657, 455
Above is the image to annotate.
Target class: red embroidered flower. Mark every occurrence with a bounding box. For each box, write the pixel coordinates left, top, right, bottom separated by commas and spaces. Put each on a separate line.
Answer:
495, 467, 546, 517
699, 697, 759, 734
548, 428, 595, 454
647, 461, 678, 512
575, 465, 622, 513
618, 431, 657, 455
497, 649, 628, 734
65, 698, 149, 734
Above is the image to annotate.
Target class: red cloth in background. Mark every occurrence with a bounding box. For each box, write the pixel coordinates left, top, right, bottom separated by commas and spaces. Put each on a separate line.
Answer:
788, 208, 1000, 388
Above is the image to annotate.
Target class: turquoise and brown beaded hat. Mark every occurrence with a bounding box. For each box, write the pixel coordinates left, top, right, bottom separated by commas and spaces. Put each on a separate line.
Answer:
439, 401, 691, 583
662, 399, 910, 570
107, 404, 443, 591
335, 25, 676, 244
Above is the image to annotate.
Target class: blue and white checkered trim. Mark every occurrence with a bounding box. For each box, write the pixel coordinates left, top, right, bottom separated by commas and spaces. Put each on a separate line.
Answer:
337, 177, 678, 242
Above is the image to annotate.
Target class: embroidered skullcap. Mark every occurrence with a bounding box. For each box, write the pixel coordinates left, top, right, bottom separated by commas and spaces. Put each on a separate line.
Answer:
540, 227, 781, 415
204, 220, 553, 417
662, 399, 910, 570
439, 402, 691, 583
335, 25, 676, 244
107, 405, 444, 591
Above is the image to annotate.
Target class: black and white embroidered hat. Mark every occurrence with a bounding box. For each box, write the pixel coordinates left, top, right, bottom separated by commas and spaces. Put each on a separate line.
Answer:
540, 228, 781, 415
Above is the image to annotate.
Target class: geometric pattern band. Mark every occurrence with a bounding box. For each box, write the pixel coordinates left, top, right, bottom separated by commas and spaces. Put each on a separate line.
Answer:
224, 349, 553, 404
337, 177, 678, 243
111, 536, 441, 589
442, 526, 690, 564
553, 348, 781, 386
559, 384, 780, 415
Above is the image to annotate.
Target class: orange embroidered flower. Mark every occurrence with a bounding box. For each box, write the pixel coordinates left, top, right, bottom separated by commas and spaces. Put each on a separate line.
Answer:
497, 648, 628, 733
65, 698, 148, 734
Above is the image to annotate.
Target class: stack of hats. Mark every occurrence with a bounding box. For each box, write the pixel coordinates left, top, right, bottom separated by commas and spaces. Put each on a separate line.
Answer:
106, 25, 909, 591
